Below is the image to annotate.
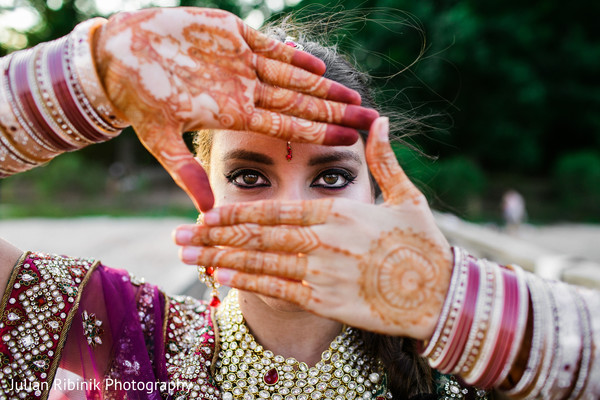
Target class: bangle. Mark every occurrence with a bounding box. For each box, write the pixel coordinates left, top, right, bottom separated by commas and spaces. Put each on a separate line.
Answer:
569, 288, 593, 399
525, 278, 559, 399
493, 263, 529, 387
462, 259, 505, 386
34, 40, 94, 148
453, 258, 495, 376
503, 271, 547, 396
69, 18, 128, 131
5, 49, 63, 159
541, 281, 583, 399
0, 18, 126, 177
476, 267, 521, 388
572, 287, 600, 398
436, 256, 480, 373
419, 247, 466, 358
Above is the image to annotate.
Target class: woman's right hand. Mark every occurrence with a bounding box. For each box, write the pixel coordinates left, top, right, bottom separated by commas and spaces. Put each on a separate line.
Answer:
94, 7, 378, 211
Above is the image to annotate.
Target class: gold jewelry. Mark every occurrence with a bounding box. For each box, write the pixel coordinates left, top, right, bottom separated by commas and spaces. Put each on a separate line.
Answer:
214, 290, 391, 400
197, 212, 221, 307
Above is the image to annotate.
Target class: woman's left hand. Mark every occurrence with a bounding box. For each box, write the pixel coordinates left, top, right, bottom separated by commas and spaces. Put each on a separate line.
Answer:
175, 117, 453, 340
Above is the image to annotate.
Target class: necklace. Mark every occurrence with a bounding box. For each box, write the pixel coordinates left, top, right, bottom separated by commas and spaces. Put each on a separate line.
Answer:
214, 290, 391, 400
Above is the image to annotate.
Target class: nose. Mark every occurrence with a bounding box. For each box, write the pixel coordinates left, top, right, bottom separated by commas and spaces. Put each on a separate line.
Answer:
274, 180, 310, 202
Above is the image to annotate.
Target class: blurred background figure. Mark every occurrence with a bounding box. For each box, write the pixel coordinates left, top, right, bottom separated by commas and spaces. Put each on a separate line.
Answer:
502, 189, 526, 233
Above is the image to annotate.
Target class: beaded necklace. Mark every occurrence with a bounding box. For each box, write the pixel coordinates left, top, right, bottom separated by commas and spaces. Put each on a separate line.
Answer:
214, 290, 391, 400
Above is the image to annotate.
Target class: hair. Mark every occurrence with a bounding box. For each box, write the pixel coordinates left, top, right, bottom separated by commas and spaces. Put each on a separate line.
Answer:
192, 17, 435, 398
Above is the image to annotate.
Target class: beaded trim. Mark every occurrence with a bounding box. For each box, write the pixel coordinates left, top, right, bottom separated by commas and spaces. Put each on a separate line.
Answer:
0, 252, 98, 400
164, 295, 220, 400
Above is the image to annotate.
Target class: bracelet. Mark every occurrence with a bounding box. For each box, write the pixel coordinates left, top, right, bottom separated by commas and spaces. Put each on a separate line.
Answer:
69, 18, 128, 131
492, 263, 529, 387
569, 288, 593, 399
541, 281, 583, 399
503, 270, 547, 397
437, 256, 480, 373
453, 258, 495, 376
419, 247, 466, 358
573, 287, 600, 398
0, 18, 127, 176
525, 277, 559, 399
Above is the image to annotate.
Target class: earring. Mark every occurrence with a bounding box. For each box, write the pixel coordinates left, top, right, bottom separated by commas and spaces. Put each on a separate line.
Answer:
197, 213, 221, 307
286, 141, 292, 161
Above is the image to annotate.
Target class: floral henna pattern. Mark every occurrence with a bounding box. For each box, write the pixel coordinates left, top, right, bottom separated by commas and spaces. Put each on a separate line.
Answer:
359, 227, 449, 331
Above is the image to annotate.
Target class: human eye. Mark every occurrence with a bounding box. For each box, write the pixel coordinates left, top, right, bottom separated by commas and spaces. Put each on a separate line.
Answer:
310, 168, 357, 190
225, 169, 270, 188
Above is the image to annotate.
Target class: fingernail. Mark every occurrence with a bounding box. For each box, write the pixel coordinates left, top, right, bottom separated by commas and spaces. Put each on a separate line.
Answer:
375, 117, 389, 141
215, 268, 232, 285
203, 211, 220, 225
323, 126, 359, 146
181, 247, 199, 263
327, 82, 361, 105
175, 229, 193, 244
342, 105, 379, 130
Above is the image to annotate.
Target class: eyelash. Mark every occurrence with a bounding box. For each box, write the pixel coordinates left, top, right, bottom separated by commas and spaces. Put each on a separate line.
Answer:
224, 168, 357, 190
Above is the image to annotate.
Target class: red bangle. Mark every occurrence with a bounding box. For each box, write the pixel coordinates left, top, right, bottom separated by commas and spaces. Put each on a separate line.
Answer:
47, 37, 108, 143
437, 258, 480, 373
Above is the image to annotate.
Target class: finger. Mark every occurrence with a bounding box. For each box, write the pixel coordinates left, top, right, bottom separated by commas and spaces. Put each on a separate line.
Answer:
255, 83, 378, 130
215, 268, 312, 307
184, 224, 321, 253
365, 117, 422, 205
202, 199, 333, 226
179, 246, 307, 280
245, 108, 360, 146
239, 21, 326, 76
255, 56, 361, 105
134, 126, 214, 211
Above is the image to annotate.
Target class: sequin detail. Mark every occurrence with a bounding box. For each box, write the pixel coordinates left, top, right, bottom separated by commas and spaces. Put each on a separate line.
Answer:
0, 252, 97, 399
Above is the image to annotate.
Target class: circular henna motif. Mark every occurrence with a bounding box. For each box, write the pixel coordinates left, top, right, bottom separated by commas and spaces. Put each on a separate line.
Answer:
359, 228, 448, 326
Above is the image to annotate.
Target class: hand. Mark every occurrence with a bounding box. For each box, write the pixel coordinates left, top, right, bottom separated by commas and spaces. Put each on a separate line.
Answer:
94, 7, 378, 211
175, 117, 453, 340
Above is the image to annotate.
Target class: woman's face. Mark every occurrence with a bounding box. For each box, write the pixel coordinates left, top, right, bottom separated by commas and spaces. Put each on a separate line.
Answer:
207, 130, 374, 310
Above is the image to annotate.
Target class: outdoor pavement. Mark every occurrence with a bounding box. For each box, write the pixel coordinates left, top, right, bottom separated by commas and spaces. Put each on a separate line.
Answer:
1, 216, 599, 296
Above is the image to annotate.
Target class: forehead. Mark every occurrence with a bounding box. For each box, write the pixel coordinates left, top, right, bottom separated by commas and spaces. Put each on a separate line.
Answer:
210, 131, 366, 164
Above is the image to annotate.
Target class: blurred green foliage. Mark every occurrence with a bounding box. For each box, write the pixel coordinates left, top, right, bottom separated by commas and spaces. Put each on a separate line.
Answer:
1, 0, 599, 221
554, 151, 600, 220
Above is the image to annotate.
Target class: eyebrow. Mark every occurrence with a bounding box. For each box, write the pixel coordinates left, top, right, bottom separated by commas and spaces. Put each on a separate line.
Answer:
308, 151, 362, 166
222, 149, 274, 165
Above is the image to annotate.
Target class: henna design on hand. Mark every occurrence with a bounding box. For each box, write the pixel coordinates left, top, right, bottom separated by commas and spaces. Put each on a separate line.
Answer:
204, 199, 334, 226
93, 8, 376, 210
182, 246, 307, 281
191, 224, 321, 254
359, 227, 449, 330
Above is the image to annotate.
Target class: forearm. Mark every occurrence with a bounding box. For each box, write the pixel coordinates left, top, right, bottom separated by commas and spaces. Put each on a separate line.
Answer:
421, 248, 600, 399
0, 18, 128, 177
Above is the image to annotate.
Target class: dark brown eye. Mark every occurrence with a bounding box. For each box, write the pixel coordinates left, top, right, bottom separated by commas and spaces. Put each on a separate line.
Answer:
242, 174, 259, 185
226, 169, 269, 188
323, 174, 340, 185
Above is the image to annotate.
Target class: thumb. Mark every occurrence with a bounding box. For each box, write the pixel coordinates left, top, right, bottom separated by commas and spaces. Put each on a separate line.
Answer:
365, 117, 420, 205
136, 127, 214, 212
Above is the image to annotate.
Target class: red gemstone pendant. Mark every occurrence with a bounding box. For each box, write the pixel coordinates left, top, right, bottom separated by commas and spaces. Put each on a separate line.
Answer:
210, 296, 221, 307
263, 368, 279, 385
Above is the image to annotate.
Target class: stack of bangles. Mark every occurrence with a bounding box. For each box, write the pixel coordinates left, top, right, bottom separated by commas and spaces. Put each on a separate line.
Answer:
0, 18, 128, 177
420, 247, 599, 399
